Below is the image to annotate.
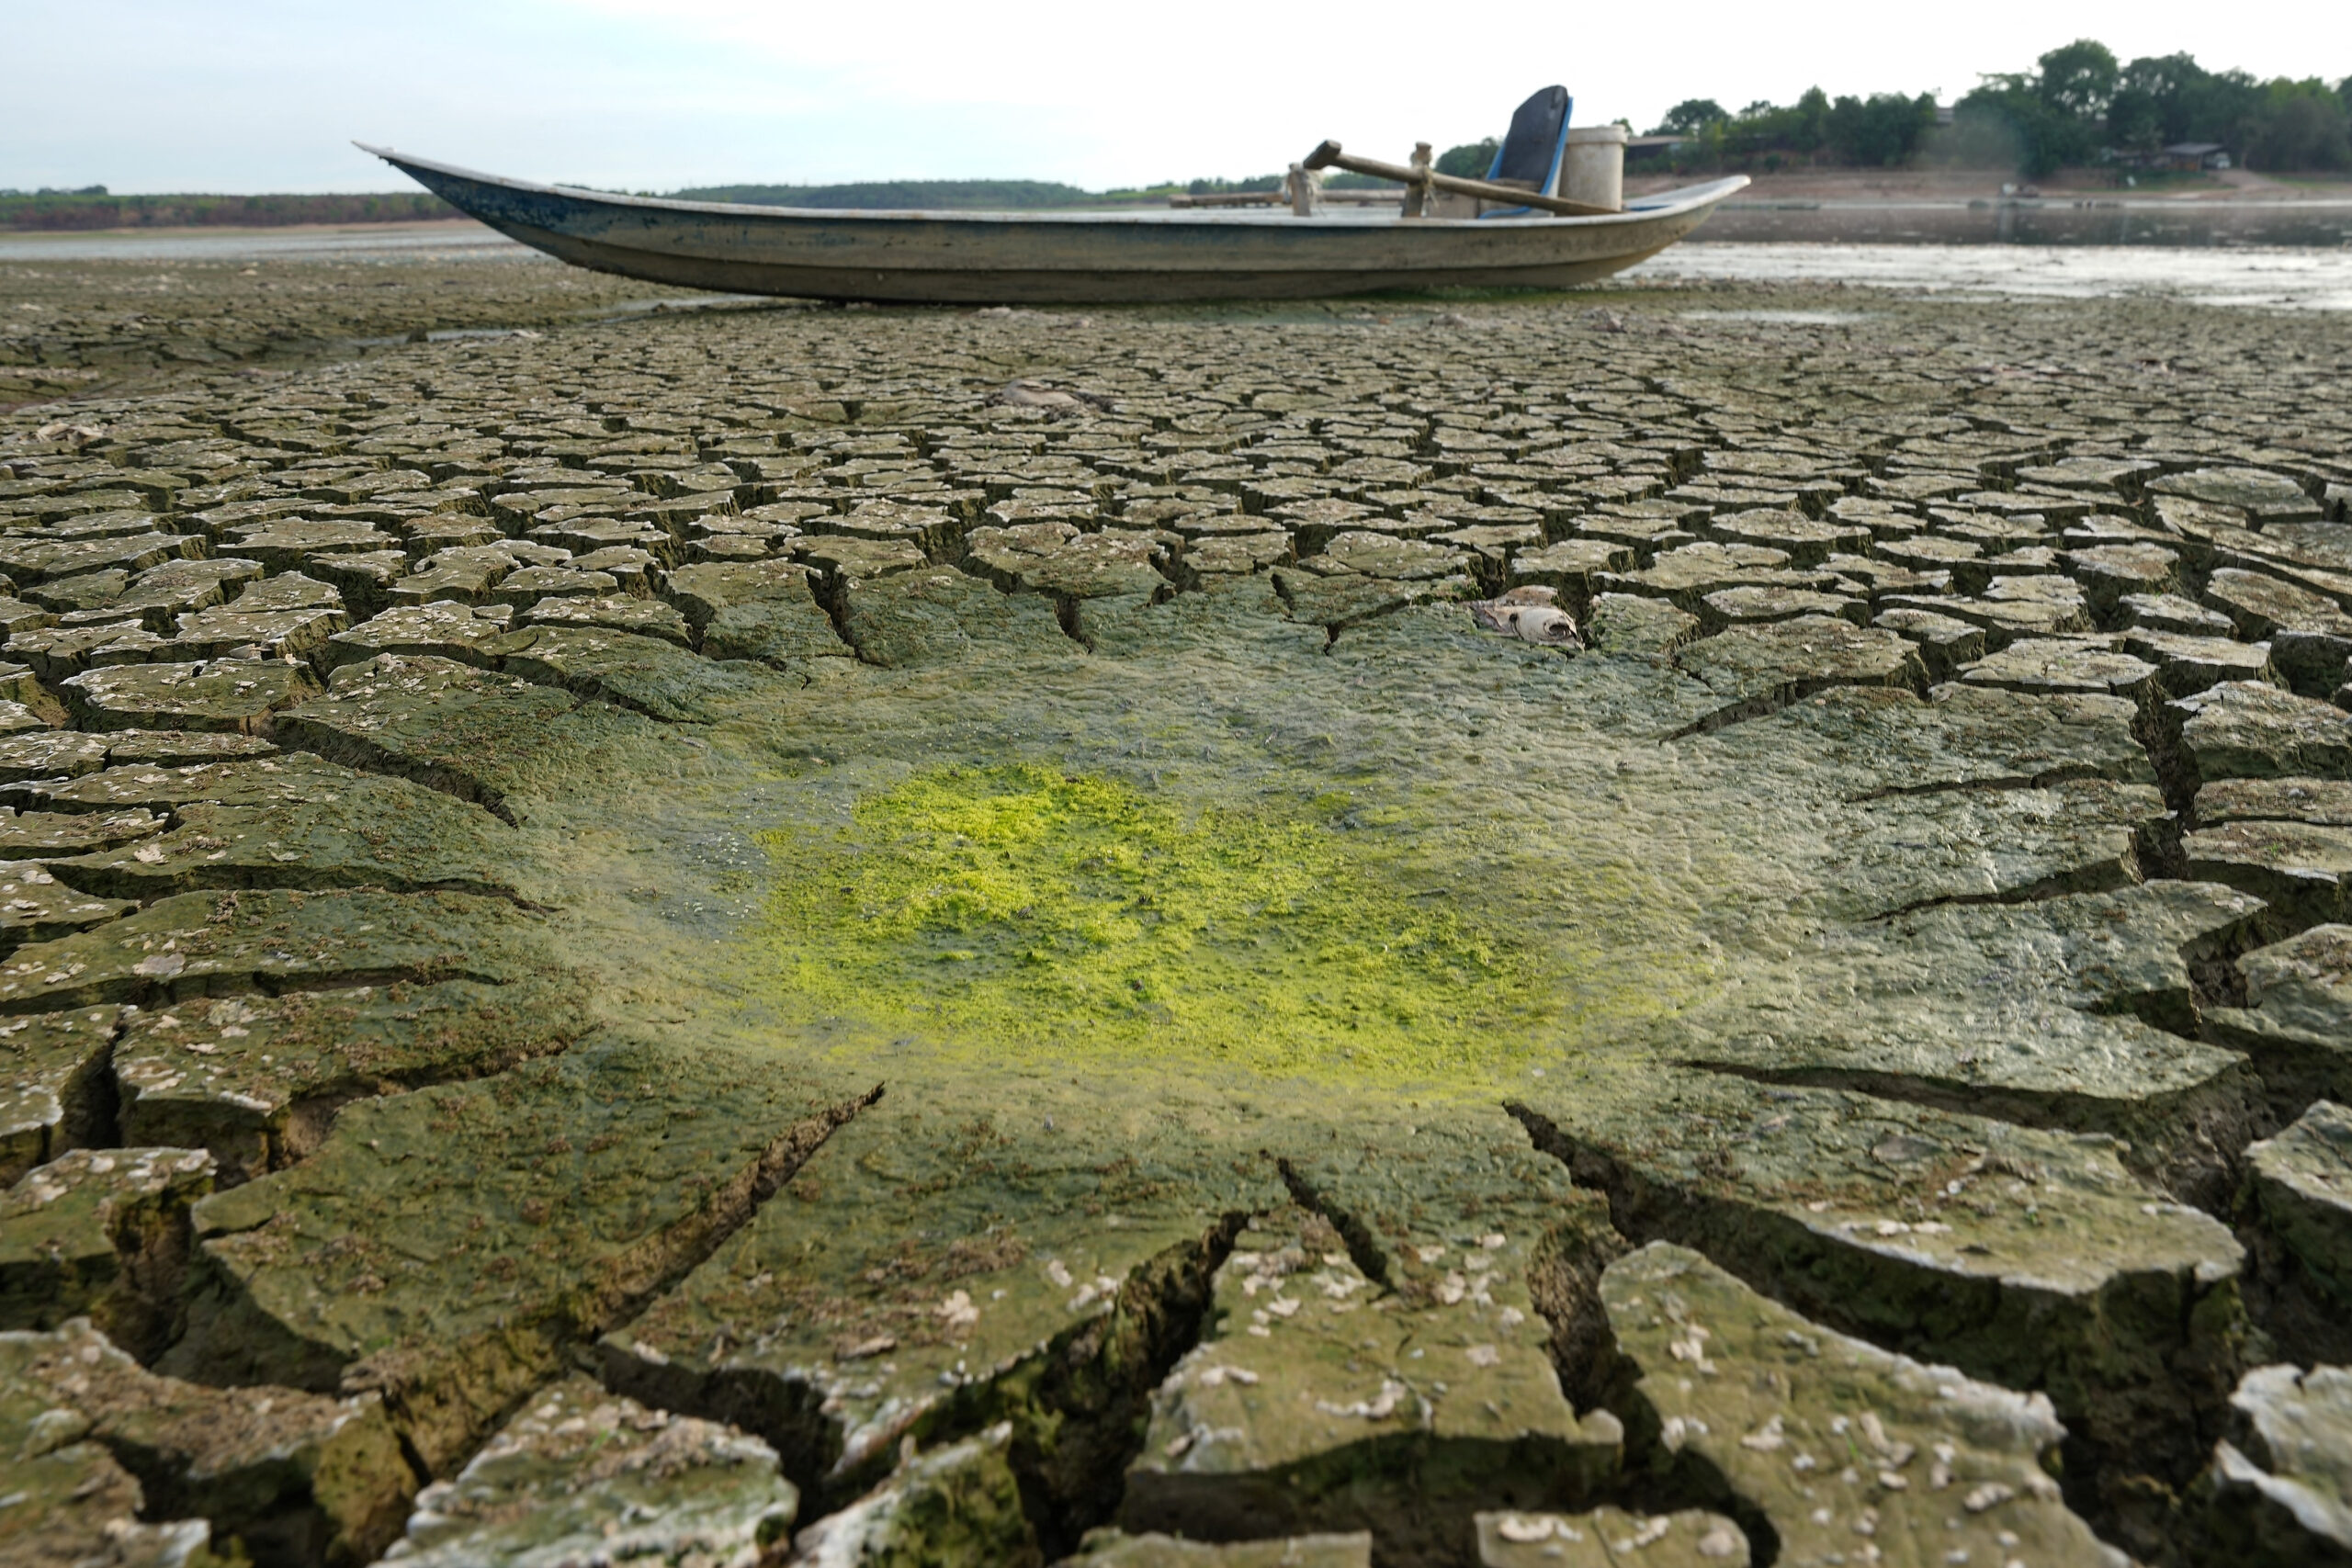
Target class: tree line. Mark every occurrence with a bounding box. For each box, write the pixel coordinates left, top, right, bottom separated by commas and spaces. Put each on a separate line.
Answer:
1645, 41, 2352, 175
0, 191, 454, 231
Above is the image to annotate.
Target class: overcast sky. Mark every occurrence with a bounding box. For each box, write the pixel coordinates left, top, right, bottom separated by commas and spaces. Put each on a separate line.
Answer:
6, 0, 2345, 194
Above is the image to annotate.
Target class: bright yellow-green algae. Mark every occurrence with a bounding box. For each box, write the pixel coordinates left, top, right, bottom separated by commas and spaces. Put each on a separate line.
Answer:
753, 765, 1567, 1078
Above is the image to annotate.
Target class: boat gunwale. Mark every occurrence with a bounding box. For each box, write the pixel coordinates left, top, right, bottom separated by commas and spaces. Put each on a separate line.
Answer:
354, 144, 1747, 231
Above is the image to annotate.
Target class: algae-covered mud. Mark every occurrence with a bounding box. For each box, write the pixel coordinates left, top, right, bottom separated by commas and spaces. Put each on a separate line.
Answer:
755, 763, 1567, 1077
1, 250, 2350, 1567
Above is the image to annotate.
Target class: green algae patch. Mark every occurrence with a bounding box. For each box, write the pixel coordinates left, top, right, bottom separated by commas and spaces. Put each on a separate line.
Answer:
752, 766, 1555, 1077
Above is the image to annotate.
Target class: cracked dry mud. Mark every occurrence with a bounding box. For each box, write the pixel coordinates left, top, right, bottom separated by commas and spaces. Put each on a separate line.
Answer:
1, 253, 2350, 1568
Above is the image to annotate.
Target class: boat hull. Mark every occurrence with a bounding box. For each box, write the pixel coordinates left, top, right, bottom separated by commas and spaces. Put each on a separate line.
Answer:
362, 146, 1747, 305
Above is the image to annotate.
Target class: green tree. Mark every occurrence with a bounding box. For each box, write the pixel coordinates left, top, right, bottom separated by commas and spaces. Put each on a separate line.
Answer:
1957, 75, 2075, 175
1435, 139, 1500, 177
1183, 175, 1283, 195
1793, 86, 1831, 150
1626, 42, 2352, 178
2182, 68, 2266, 149
1931, 107, 2023, 169
1719, 87, 1832, 162
1951, 41, 2123, 175
2037, 39, 2120, 119
2244, 80, 2352, 169
1653, 99, 1728, 135
2105, 85, 2165, 152
1825, 92, 1940, 165
2116, 51, 2209, 145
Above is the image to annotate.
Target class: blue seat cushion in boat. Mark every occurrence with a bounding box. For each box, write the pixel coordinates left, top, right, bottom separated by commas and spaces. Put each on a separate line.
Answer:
1488, 86, 1572, 189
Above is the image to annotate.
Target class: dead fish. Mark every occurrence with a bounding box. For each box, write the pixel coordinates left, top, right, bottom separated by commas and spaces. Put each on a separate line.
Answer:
1470, 596, 1580, 648
985, 378, 1115, 417
1506, 606, 1580, 646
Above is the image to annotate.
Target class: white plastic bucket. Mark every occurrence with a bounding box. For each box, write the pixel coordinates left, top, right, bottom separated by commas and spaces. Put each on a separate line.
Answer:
1561, 125, 1628, 212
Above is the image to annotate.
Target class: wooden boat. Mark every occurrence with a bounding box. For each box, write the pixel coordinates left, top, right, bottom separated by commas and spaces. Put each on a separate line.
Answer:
360, 143, 1747, 305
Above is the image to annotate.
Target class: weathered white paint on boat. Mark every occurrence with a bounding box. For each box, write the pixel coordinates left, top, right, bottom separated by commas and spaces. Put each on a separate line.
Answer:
361, 144, 1748, 304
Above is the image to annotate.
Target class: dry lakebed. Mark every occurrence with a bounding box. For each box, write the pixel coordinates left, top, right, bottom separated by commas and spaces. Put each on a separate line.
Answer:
0, 245, 2349, 1568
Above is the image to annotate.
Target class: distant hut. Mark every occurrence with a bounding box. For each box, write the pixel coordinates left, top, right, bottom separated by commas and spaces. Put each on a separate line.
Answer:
1625, 134, 1688, 170
2159, 142, 2232, 172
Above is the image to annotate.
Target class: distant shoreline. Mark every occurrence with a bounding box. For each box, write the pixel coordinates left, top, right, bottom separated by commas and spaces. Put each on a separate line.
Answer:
10, 166, 2350, 236
11, 191, 2352, 239
6, 197, 2348, 264
0, 190, 454, 231
0, 217, 495, 241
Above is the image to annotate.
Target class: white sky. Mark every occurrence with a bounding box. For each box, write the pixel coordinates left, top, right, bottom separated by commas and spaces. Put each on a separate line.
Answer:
4, 0, 2346, 194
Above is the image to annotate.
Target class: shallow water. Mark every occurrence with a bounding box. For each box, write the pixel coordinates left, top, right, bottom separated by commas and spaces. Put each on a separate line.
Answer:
1692, 198, 2352, 249
1629, 241, 2352, 310
0, 220, 523, 262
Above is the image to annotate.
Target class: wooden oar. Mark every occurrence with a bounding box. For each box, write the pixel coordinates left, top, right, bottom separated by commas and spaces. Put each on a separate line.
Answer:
1302, 141, 1619, 218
